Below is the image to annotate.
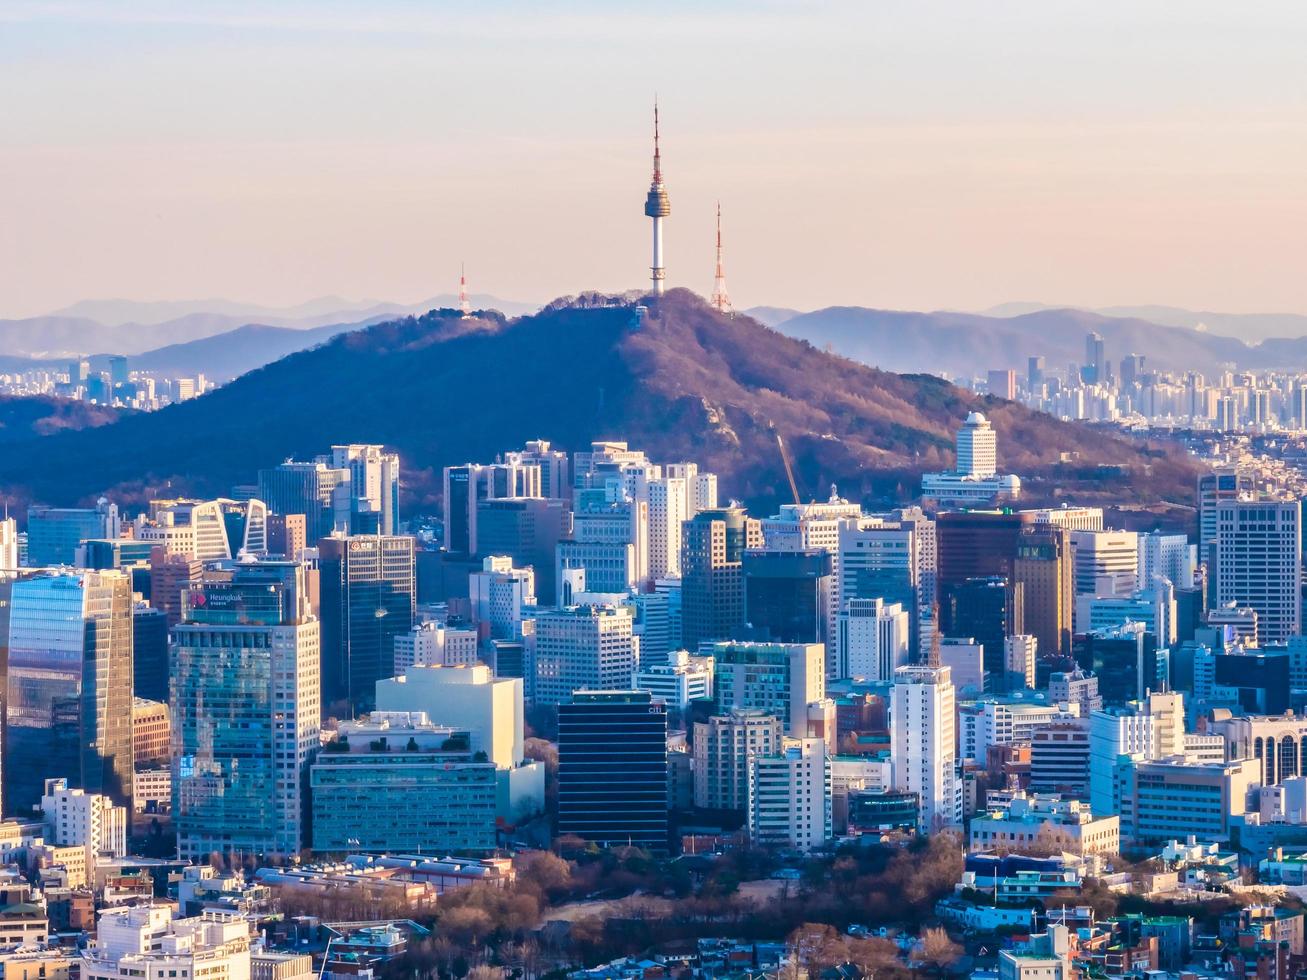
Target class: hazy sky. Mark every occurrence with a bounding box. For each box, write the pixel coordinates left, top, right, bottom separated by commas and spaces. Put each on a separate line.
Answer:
3, 1, 1307, 319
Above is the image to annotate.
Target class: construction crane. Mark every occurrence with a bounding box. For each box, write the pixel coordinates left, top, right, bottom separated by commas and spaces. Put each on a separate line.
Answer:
774, 429, 802, 507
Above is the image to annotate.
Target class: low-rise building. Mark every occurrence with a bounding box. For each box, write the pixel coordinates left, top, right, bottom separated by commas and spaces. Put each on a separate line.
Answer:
81, 906, 251, 980
970, 792, 1120, 855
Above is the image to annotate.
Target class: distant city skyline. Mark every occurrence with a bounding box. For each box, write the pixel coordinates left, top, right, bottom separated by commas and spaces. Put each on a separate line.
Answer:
3, 1, 1307, 319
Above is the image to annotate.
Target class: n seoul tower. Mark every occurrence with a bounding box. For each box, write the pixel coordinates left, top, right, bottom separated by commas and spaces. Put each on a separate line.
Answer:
643, 101, 671, 295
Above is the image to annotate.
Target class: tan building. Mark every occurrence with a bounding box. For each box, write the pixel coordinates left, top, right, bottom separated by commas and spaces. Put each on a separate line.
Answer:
1013, 525, 1073, 658
132, 698, 171, 765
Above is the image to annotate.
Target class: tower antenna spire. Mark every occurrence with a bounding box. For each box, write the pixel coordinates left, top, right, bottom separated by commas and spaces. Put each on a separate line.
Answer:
710, 201, 732, 314
643, 98, 670, 295
459, 261, 471, 318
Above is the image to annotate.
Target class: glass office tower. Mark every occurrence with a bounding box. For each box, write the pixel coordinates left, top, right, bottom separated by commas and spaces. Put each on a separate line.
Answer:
5, 571, 134, 816
171, 560, 320, 862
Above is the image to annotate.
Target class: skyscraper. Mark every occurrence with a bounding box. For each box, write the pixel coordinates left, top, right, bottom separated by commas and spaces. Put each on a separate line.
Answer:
891, 664, 959, 831
258, 460, 350, 545
1196, 470, 1252, 558
327, 444, 400, 535
5, 570, 135, 815
558, 691, 667, 849
681, 506, 762, 649
742, 549, 832, 646
837, 597, 910, 681
532, 605, 637, 706
171, 559, 320, 861
318, 534, 416, 709
0, 516, 17, 578
1013, 524, 1074, 660
443, 460, 542, 556
1213, 497, 1301, 644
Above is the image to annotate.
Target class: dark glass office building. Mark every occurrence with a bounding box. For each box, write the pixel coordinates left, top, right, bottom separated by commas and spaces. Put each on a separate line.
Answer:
1076, 626, 1168, 706
743, 549, 832, 644
558, 691, 668, 851
132, 603, 170, 702
945, 575, 1022, 691
319, 534, 416, 710
1214, 649, 1291, 714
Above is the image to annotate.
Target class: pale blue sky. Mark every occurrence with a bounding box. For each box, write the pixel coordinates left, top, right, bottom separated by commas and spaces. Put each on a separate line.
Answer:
2, 1, 1306, 317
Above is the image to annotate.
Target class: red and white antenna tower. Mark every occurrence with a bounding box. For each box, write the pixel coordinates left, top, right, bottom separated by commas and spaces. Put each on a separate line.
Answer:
710, 201, 732, 314
459, 261, 471, 318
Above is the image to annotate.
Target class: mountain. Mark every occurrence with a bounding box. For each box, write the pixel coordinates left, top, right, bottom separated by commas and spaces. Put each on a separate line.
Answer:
742, 306, 804, 328
0, 290, 1198, 515
983, 302, 1307, 345
775, 306, 1307, 377
0, 395, 124, 444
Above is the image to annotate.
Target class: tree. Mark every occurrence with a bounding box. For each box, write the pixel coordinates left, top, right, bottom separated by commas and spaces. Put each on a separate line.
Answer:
916, 927, 962, 975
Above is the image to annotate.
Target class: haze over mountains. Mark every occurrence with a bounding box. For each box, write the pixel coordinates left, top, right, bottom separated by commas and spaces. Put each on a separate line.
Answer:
765, 306, 1307, 378
0, 291, 1196, 516
0, 293, 538, 360
6, 294, 1306, 386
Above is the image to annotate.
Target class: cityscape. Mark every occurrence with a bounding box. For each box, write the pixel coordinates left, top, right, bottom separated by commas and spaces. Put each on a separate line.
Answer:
5, 5, 1307, 980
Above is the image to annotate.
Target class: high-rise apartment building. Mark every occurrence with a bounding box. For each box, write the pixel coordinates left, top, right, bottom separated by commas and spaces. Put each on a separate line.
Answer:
318, 534, 416, 709
681, 506, 762, 649
891, 664, 959, 831
557, 691, 667, 850
644, 476, 687, 579
532, 604, 637, 706
693, 709, 782, 812
1213, 497, 1301, 644
711, 641, 825, 737
748, 737, 831, 852
5, 570, 134, 814
171, 560, 320, 861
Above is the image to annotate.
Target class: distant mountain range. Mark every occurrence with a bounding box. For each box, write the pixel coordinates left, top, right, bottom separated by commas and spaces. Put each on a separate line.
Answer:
983, 302, 1307, 345
769, 306, 1307, 378
0, 291, 1197, 516
0, 294, 539, 360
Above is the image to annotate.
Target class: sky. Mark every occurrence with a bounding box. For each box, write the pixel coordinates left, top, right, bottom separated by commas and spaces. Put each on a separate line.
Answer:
2, 1, 1307, 319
